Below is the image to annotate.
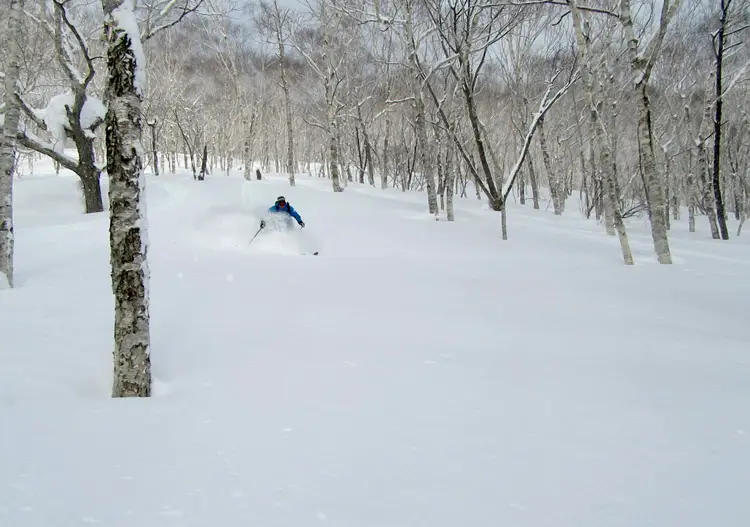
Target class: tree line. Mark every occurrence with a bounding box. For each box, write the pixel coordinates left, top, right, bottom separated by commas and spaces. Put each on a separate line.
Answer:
5, 1, 748, 262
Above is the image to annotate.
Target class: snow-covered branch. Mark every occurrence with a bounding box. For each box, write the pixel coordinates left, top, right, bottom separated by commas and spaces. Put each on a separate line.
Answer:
502, 70, 580, 201
292, 44, 326, 79
302, 116, 326, 131
385, 96, 415, 105
504, 0, 618, 17
16, 129, 79, 173
10, 0, 108, 212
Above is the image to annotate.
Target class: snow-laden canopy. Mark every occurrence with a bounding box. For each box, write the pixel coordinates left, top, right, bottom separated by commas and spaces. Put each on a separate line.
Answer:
39, 92, 106, 153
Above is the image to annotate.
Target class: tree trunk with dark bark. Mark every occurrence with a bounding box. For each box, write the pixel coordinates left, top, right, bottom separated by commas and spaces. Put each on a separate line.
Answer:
712, 0, 730, 239
148, 119, 159, 176
199, 144, 208, 181
538, 115, 563, 215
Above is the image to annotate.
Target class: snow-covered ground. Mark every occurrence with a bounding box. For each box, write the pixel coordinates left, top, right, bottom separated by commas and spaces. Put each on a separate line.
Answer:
2, 162, 749, 527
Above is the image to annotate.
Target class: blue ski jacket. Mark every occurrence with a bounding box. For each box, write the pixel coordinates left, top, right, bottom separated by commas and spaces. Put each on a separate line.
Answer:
268, 202, 303, 224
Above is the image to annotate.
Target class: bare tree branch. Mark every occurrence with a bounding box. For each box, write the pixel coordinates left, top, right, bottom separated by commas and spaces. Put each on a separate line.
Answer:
141, 0, 206, 42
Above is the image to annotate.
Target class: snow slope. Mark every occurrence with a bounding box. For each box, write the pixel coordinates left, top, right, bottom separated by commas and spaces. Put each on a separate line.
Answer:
1, 166, 749, 527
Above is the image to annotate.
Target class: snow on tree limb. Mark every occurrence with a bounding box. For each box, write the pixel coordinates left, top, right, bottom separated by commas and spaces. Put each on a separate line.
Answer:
109, 1, 148, 95
16, 129, 79, 173
504, 0, 618, 17
14, 94, 48, 132
15, 90, 105, 154
502, 71, 580, 201
8, 0, 110, 213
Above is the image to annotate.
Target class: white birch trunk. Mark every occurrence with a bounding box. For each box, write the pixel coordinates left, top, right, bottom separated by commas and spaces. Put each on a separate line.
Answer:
318, 3, 342, 193
570, 0, 633, 264
698, 138, 721, 239
687, 168, 696, 232
445, 132, 455, 221
696, 86, 720, 238
382, 117, 390, 189
620, 0, 680, 263
327, 101, 342, 192
679, 104, 697, 232
103, 0, 152, 397
273, 0, 295, 187
0, 0, 24, 289
404, 0, 438, 215
243, 119, 252, 181
357, 105, 375, 187
538, 115, 563, 215
636, 89, 672, 263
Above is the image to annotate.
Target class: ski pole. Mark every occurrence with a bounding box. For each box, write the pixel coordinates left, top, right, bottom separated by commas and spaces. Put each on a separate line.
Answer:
249, 225, 263, 245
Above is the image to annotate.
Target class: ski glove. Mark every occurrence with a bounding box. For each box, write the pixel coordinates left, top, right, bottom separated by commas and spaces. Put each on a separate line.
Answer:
260, 220, 266, 228
299, 221, 305, 228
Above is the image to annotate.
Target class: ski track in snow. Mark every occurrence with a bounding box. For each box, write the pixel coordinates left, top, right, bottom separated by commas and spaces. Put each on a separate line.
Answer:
1, 165, 750, 527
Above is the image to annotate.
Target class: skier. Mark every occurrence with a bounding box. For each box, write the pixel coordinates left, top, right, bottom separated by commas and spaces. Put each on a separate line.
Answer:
259, 195, 305, 231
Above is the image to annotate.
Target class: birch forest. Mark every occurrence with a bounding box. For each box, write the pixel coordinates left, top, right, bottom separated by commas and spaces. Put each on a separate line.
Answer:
2, 0, 749, 268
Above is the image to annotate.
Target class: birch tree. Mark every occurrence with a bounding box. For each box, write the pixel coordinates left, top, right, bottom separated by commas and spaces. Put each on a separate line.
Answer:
103, 0, 152, 397
497, 16, 549, 209
709, 0, 748, 239
421, 0, 518, 212
0, 0, 24, 289
619, 0, 683, 263
339, 21, 380, 188
343, 0, 440, 211
260, 0, 297, 186
401, 0, 439, 214
294, 0, 358, 192
695, 83, 722, 238
103, 0, 207, 396
568, 0, 634, 264
419, 0, 575, 237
